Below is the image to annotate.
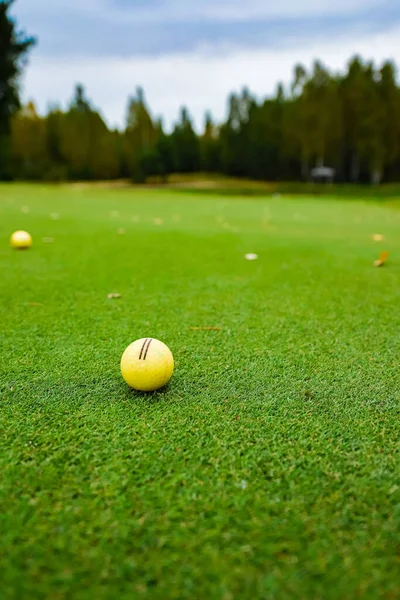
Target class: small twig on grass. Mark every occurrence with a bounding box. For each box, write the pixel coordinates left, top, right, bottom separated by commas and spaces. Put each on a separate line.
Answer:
190, 326, 222, 331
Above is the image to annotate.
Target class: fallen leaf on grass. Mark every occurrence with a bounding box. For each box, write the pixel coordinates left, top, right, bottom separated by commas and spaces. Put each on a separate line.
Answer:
190, 326, 222, 331
372, 233, 384, 242
373, 251, 389, 267
107, 293, 122, 299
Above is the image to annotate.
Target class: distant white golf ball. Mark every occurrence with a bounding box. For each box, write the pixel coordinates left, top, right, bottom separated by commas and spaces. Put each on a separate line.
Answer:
245, 253, 258, 261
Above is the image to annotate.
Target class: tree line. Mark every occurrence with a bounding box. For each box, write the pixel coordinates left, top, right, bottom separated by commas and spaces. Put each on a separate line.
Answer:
1, 0, 400, 184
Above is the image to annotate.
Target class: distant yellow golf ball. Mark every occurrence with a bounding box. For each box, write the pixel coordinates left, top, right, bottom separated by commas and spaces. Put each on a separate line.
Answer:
10, 230, 32, 250
121, 338, 174, 392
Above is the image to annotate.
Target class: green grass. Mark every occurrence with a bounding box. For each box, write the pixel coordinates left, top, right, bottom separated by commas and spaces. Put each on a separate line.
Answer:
1, 184, 400, 599
147, 172, 400, 197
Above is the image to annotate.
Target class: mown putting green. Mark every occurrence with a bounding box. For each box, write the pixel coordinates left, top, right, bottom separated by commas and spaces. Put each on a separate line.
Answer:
1, 184, 400, 599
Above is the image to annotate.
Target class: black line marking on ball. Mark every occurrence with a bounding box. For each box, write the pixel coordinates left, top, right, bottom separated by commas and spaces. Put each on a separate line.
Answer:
139, 339, 149, 360
143, 338, 153, 360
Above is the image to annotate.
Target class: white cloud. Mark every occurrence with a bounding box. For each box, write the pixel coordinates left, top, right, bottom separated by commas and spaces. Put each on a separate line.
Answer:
16, 0, 381, 23
21, 24, 400, 132
124, 0, 381, 22
15, 0, 99, 14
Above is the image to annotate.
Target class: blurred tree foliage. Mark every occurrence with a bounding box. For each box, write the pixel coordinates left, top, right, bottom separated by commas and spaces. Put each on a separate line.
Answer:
0, 0, 35, 178
2, 0, 400, 185
6, 57, 400, 184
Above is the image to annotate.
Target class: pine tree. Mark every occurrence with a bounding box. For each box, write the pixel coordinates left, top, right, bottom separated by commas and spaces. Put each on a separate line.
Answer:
0, 0, 35, 178
171, 107, 200, 173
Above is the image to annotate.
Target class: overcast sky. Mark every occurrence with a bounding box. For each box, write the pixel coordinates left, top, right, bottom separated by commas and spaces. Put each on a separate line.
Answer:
12, 0, 400, 130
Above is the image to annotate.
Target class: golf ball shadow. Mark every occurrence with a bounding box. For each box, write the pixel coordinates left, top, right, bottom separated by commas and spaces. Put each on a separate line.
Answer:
122, 381, 173, 403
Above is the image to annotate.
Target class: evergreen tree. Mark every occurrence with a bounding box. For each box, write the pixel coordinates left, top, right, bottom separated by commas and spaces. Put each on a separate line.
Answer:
125, 87, 156, 182
60, 85, 110, 180
200, 112, 221, 173
45, 107, 67, 180
171, 107, 200, 173
7, 49, 400, 185
342, 57, 370, 182
155, 131, 176, 181
379, 61, 400, 181
11, 101, 47, 179
0, 0, 35, 178
220, 90, 254, 177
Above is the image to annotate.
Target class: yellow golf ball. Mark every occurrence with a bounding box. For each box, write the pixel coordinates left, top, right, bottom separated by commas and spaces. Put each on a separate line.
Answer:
10, 230, 32, 250
121, 338, 174, 392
